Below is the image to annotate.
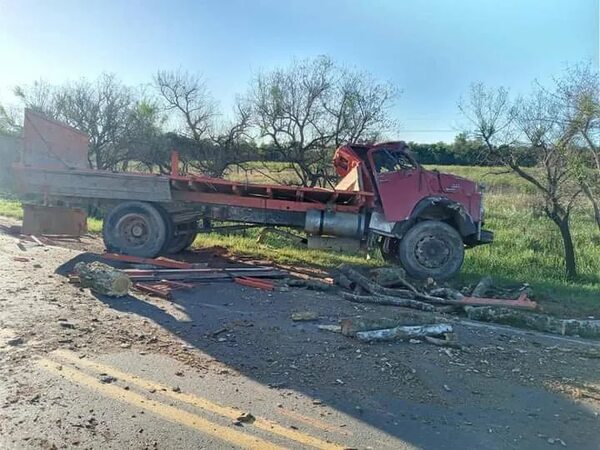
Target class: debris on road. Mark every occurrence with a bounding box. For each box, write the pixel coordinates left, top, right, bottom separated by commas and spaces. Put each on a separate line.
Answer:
291, 311, 319, 321
235, 412, 256, 424
99, 374, 117, 384
355, 323, 453, 343
7, 336, 24, 346
74, 261, 132, 297
340, 314, 437, 336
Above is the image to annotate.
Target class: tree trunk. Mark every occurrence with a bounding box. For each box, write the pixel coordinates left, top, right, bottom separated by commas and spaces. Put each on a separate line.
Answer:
554, 215, 577, 280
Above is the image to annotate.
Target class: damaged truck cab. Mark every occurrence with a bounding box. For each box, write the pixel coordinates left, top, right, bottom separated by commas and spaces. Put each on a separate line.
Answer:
333, 142, 493, 279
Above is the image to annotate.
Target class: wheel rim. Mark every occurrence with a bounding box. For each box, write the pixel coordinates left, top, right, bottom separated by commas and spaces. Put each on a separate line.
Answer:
116, 213, 152, 248
414, 235, 451, 269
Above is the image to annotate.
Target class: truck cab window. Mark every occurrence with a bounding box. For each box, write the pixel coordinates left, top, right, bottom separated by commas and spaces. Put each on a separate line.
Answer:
373, 150, 416, 173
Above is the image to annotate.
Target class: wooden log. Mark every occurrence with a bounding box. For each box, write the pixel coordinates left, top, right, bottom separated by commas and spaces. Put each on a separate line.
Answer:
338, 264, 454, 305
338, 265, 414, 297
341, 314, 437, 336
465, 307, 600, 338
471, 276, 493, 297
74, 261, 131, 297
341, 292, 435, 312
356, 323, 453, 342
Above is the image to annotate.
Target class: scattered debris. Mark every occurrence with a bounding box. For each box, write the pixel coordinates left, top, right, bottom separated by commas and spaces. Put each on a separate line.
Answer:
471, 276, 493, 297
12, 256, 29, 262
99, 374, 117, 384
7, 336, 24, 346
317, 324, 342, 333
355, 323, 453, 343
291, 311, 319, 321
283, 278, 333, 291
74, 261, 131, 297
340, 314, 437, 336
236, 412, 255, 424
234, 276, 275, 291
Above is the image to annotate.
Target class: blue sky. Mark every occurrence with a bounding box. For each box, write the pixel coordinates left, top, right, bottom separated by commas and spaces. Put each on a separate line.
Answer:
0, 0, 598, 142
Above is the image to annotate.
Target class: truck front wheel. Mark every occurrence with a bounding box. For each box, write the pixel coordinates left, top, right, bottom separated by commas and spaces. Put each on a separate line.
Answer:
103, 201, 169, 258
398, 220, 464, 280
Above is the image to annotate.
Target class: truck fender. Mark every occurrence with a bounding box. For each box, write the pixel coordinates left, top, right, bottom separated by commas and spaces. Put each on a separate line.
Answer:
393, 196, 477, 239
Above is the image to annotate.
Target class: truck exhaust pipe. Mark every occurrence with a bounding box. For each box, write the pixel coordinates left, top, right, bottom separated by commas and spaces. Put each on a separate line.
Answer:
304, 209, 367, 239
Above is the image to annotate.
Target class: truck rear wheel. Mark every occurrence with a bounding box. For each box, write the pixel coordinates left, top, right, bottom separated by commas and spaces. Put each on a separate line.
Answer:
398, 220, 464, 280
103, 201, 169, 258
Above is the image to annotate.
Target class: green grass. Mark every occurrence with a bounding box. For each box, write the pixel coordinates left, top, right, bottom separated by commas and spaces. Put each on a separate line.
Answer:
2, 163, 599, 317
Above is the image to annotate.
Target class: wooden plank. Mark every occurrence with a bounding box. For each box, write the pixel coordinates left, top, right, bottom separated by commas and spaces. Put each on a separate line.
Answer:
14, 166, 172, 201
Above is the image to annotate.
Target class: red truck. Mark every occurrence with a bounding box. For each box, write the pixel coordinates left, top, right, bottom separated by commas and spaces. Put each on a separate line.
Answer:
13, 110, 492, 279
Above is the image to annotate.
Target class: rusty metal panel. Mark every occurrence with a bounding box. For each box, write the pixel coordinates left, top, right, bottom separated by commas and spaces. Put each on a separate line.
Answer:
23, 109, 89, 169
22, 204, 87, 236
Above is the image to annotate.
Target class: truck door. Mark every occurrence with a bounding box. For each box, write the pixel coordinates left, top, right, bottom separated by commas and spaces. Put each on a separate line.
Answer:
370, 149, 424, 222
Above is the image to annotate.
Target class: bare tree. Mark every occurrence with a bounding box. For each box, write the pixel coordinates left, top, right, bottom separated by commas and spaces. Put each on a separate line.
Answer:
460, 82, 582, 279
0, 103, 21, 136
155, 69, 243, 175
154, 70, 218, 139
248, 56, 398, 187
58, 74, 136, 170
13, 80, 63, 119
15, 75, 137, 170
552, 63, 600, 230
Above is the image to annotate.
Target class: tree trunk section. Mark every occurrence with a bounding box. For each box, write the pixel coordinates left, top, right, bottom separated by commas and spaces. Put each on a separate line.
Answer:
355, 323, 453, 342
74, 261, 131, 297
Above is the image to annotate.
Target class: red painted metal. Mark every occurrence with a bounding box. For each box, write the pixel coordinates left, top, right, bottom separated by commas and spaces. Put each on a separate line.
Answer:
171, 189, 367, 213
459, 291, 538, 310
234, 276, 275, 291
133, 282, 173, 299
171, 151, 180, 177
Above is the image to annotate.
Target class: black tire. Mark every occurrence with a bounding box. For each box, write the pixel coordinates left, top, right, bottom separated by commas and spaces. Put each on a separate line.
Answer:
102, 201, 169, 258
379, 236, 400, 263
398, 220, 464, 280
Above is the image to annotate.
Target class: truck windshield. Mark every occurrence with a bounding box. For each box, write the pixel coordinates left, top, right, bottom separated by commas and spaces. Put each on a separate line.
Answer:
373, 150, 416, 173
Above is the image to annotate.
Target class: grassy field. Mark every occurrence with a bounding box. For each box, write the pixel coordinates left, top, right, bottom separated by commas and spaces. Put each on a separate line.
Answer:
1, 165, 599, 316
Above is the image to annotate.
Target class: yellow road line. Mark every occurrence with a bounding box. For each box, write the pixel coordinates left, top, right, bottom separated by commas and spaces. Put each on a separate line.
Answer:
53, 350, 346, 450
279, 408, 351, 436
39, 359, 283, 450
